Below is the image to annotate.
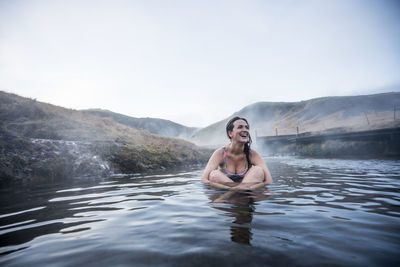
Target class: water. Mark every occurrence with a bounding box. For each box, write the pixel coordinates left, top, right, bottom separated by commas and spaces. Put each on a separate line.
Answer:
0, 157, 399, 266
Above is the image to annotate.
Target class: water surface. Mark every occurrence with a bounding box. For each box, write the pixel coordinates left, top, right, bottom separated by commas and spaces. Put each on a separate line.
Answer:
1, 157, 399, 266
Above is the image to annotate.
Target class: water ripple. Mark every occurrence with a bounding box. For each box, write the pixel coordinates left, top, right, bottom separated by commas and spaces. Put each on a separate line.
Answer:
0, 161, 399, 266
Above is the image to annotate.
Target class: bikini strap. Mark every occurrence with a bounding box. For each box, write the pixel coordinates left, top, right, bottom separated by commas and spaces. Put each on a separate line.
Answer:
219, 146, 227, 169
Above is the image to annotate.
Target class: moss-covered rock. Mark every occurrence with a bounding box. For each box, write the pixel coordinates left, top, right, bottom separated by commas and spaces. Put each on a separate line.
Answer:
103, 141, 210, 174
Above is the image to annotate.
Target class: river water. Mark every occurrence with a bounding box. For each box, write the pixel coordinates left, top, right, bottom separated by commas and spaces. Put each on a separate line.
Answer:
0, 157, 399, 266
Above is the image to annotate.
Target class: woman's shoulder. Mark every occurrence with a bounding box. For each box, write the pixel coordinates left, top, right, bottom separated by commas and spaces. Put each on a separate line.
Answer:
213, 146, 226, 155
249, 149, 262, 158
209, 146, 225, 157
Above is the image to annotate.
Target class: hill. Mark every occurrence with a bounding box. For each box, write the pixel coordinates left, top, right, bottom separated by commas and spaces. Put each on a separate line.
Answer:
191, 92, 400, 147
83, 109, 197, 139
0, 91, 210, 182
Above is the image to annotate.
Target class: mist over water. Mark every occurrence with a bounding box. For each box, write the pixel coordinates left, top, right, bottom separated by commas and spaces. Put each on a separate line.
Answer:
0, 157, 399, 266
189, 93, 400, 148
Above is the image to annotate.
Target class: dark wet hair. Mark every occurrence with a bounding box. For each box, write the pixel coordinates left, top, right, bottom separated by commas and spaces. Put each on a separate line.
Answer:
226, 117, 252, 167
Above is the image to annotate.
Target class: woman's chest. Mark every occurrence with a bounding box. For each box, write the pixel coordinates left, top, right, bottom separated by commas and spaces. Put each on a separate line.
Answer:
225, 154, 247, 172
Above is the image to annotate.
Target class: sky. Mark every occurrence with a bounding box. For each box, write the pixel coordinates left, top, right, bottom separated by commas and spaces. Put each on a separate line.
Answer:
1, 0, 399, 127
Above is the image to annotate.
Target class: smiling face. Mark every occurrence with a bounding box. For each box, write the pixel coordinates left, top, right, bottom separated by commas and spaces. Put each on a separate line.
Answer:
228, 119, 250, 143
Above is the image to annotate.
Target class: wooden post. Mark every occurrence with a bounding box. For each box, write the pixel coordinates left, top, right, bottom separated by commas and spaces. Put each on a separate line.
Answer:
364, 112, 370, 125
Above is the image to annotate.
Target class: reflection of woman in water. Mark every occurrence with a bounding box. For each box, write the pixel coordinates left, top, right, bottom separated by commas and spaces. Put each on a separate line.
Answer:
202, 117, 272, 190
207, 189, 271, 245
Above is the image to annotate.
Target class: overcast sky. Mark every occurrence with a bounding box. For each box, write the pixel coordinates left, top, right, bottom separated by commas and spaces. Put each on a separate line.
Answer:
1, 0, 399, 127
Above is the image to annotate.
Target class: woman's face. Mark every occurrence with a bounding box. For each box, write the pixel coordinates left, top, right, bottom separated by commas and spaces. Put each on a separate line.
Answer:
229, 119, 250, 143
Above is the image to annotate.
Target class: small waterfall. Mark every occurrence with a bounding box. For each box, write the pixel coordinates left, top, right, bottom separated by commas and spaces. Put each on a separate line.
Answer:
30, 138, 111, 178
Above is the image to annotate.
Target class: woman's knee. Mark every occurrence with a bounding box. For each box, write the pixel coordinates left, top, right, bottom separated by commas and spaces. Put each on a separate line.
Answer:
252, 165, 264, 175
244, 165, 264, 182
209, 170, 223, 182
210, 170, 233, 183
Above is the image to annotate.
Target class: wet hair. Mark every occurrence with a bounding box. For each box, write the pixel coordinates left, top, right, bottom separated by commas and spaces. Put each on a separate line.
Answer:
226, 117, 252, 167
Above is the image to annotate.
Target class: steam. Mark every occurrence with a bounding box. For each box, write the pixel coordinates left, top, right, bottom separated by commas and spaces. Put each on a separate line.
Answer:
188, 93, 400, 149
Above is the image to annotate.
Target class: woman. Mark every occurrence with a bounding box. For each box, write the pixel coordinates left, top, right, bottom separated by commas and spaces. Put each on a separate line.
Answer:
202, 117, 272, 190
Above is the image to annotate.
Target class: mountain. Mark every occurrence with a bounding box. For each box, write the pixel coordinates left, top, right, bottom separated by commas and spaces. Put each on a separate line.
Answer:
191, 92, 400, 147
83, 109, 197, 139
2, 90, 399, 181
0, 91, 210, 181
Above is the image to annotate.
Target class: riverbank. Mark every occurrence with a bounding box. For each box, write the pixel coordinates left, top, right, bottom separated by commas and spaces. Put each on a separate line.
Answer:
0, 91, 211, 183
0, 133, 211, 184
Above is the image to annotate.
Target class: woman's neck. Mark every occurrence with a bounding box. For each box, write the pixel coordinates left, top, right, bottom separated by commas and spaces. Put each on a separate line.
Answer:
228, 141, 244, 155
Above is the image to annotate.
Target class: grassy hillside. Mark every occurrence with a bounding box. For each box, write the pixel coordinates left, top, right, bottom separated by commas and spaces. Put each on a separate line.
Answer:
83, 109, 197, 139
191, 92, 400, 147
0, 91, 210, 181
0, 91, 155, 143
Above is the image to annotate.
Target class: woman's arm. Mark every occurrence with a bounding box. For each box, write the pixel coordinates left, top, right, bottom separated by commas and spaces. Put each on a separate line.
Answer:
250, 150, 272, 184
201, 148, 223, 183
